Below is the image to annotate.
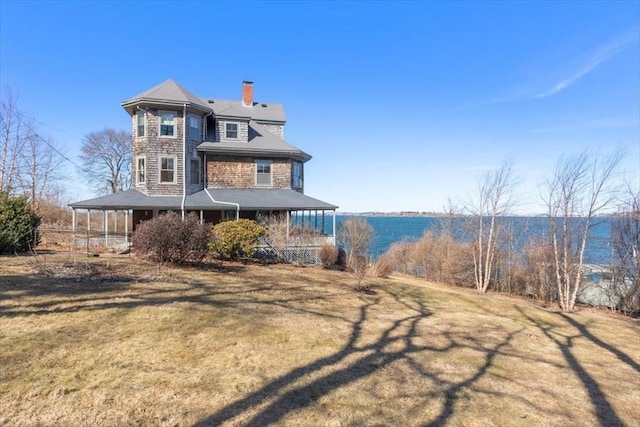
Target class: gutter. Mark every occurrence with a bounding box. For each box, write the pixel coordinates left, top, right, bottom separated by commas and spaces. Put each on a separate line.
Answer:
203, 153, 240, 220
181, 103, 187, 219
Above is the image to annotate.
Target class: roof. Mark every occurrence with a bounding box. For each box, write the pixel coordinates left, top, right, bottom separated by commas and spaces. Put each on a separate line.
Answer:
68, 188, 337, 211
209, 189, 338, 210
197, 121, 311, 162
121, 79, 286, 123
204, 98, 286, 123
121, 79, 211, 112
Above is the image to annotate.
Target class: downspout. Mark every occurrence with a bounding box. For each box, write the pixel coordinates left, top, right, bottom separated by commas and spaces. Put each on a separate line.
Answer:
181, 104, 187, 219
203, 153, 240, 220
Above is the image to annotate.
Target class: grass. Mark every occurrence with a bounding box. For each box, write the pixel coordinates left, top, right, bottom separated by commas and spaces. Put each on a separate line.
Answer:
1, 253, 639, 426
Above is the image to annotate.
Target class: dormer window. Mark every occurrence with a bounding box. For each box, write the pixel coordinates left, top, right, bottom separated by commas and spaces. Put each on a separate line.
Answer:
225, 123, 238, 139
159, 111, 176, 137
136, 111, 145, 137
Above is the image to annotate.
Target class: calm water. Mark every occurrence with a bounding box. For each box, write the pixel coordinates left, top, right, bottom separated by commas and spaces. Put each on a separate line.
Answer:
331, 216, 612, 264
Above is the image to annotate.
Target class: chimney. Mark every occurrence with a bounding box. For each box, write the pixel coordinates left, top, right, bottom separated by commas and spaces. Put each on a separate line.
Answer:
242, 81, 253, 106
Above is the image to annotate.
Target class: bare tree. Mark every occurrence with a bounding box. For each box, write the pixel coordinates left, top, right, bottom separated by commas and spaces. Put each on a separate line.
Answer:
609, 181, 639, 314
339, 217, 372, 288
0, 86, 27, 193
466, 157, 518, 293
17, 133, 64, 211
543, 149, 624, 312
80, 128, 131, 195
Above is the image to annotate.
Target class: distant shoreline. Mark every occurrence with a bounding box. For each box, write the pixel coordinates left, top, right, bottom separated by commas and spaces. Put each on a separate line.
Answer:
336, 211, 547, 218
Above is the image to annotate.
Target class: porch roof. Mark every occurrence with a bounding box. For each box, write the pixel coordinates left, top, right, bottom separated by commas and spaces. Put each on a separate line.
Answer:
68, 188, 337, 211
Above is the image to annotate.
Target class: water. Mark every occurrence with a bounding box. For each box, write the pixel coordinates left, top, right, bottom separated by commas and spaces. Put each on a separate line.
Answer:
332, 215, 613, 264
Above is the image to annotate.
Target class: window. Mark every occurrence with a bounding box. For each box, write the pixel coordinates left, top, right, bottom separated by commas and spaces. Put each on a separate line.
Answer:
225, 123, 238, 139
159, 111, 176, 137
188, 115, 200, 140
136, 111, 145, 137
190, 159, 200, 185
256, 160, 272, 186
292, 162, 302, 189
159, 156, 176, 183
136, 156, 146, 184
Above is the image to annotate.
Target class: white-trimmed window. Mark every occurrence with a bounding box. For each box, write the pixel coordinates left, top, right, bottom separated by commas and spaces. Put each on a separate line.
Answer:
136, 111, 145, 137
190, 158, 201, 185
256, 160, 272, 186
136, 156, 146, 184
159, 156, 176, 183
159, 111, 176, 137
188, 114, 200, 140
292, 162, 302, 190
225, 122, 238, 139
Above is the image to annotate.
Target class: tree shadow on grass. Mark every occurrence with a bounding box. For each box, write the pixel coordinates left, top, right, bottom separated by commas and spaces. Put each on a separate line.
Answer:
516, 306, 625, 427
194, 287, 524, 426
555, 312, 640, 373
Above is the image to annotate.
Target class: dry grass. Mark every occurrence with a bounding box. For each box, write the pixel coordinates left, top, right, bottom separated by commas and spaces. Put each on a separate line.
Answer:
1, 253, 639, 426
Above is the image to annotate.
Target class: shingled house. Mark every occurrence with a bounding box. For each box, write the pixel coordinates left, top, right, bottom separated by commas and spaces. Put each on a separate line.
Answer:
69, 79, 337, 248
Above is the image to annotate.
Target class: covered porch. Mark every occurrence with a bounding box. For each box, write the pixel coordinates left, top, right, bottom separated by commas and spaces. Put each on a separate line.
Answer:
67, 188, 338, 252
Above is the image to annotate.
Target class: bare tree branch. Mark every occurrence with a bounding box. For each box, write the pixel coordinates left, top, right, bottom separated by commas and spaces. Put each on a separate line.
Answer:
79, 128, 132, 195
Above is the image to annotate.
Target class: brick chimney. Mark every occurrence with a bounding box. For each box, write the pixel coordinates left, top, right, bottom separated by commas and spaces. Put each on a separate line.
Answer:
242, 81, 253, 107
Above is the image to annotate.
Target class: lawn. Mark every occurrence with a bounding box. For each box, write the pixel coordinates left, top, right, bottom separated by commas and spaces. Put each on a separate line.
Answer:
1, 253, 639, 426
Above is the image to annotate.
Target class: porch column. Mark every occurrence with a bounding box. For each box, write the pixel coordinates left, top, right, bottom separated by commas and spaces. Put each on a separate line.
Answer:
332, 210, 336, 245
103, 210, 108, 247
286, 211, 290, 243
113, 210, 118, 239
87, 210, 91, 254
72, 209, 76, 250
125, 210, 129, 245
200, 210, 204, 224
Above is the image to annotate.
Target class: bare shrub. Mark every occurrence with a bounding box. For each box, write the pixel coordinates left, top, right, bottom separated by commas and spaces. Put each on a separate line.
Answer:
339, 217, 372, 287
133, 212, 210, 265
522, 238, 556, 302
372, 254, 392, 278
259, 214, 323, 263
383, 232, 474, 287
385, 240, 415, 275
319, 243, 338, 268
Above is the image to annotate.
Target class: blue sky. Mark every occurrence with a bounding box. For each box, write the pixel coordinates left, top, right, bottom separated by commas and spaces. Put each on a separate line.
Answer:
1, 0, 638, 213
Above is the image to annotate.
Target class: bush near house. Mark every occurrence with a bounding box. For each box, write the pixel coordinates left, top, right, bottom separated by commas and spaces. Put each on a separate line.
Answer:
132, 212, 210, 264
0, 192, 40, 254
210, 219, 265, 260
319, 243, 339, 268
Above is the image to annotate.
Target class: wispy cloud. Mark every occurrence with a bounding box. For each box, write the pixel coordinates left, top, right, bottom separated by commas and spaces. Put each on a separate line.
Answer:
534, 28, 639, 99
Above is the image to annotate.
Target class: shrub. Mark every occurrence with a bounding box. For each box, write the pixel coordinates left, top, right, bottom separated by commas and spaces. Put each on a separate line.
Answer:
373, 254, 393, 278
319, 243, 339, 268
133, 212, 210, 264
0, 192, 40, 254
210, 219, 265, 260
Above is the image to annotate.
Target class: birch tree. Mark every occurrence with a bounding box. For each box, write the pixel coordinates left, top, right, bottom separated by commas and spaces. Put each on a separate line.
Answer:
543, 149, 624, 311
0, 87, 27, 193
467, 157, 518, 293
80, 128, 131, 195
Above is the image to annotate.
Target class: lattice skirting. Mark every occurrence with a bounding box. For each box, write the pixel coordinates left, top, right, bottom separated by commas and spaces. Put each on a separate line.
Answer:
254, 246, 321, 265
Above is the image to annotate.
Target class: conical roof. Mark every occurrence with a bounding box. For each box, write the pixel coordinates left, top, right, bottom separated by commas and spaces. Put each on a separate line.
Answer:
122, 79, 211, 111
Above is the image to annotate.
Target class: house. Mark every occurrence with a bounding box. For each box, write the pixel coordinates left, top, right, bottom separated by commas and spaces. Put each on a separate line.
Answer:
68, 79, 338, 249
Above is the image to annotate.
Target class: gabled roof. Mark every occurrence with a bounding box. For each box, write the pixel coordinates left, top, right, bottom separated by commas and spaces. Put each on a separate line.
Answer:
122, 79, 211, 112
68, 188, 337, 211
197, 120, 311, 162
204, 98, 286, 123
